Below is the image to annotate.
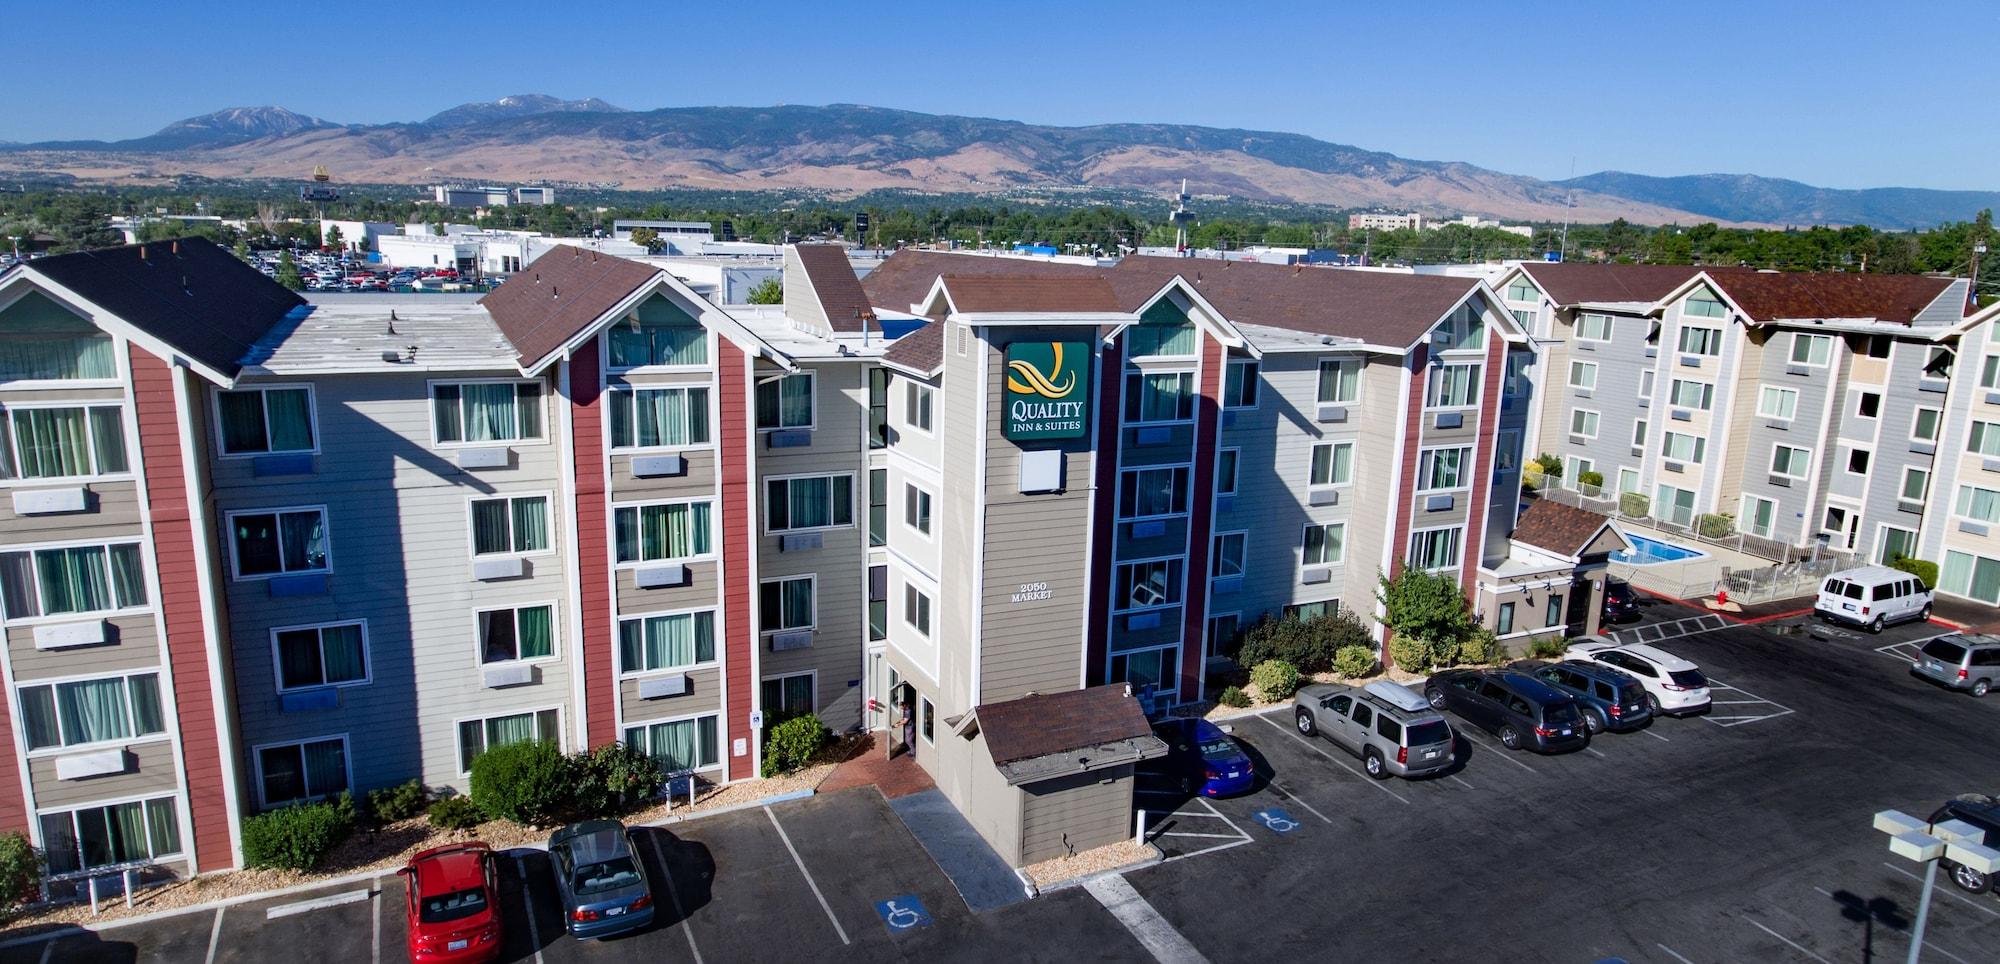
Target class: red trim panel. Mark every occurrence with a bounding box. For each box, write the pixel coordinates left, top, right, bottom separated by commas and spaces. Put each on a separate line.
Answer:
569, 340, 616, 748
1178, 334, 1223, 700
1084, 340, 1123, 686
0, 670, 21, 835
130, 349, 231, 872
1381, 344, 1430, 669
718, 342, 754, 781
1461, 337, 1508, 595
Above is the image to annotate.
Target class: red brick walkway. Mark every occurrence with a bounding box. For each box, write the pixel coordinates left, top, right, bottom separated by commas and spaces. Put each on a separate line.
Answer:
819, 733, 935, 800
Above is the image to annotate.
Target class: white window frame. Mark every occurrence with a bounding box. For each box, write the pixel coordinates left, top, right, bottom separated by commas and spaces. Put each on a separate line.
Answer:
1496, 431, 1519, 472
1569, 408, 1601, 440
475, 602, 561, 667
1424, 363, 1481, 410
1668, 378, 1714, 411
1317, 359, 1361, 404
1757, 386, 1798, 421
1843, 445, 1872, 477
0, 537, 152, 625
14, 668, 168, 755
1955, 485, 2000, 525
1302, 522, 1346, 568
1910, 406, 1943, 444
1407, 526, 1463, 573
0, 400, 133, 484
1215, 448, 1240, 496
754, 371, 818, 432
616, 605, 718, 676
1662, 431, 1706, 465
1223, 360, 1259, 410
903, 583, 933, 638
1981, 354, 2000, 390
1617, 468, 1642, 495
763, 473, 855, 534
759, 574, 817, 634
34, 793, 184, 879
1972, 420, 2000, 458
1770, 445, 1812, 481
224, 505, 332, 581
1568, 360, 1598, 391
1852, 389, 1883, 420
1113, 555, 1186, 614
1637, 369, 1655, 400
1123, 370, 1197, 426
1563, 456, 1596, 491
761, 670, 819, 717
1212, 530, 1247, 578
623, 711, 724, 775
1309, 441, 1355, 489
427, 378, 546, 448
211, 384, 320, 458
611, 497, 717, 566
1790, 332, 1834, 367
0, 315, 123, 390
1417, 446, 1472, 493
1684, 293, 1728, 320
252, 734, 351, 809
606, 384, 715, 452
605, 308, 713, 373
465, 492, 556, 559
903, 381, 935, 435
1740, 494, 1778, 539
1118, 464, 1192, 521
1677, 325, 1723, 356
1899, 466, 1930, 506
1876, 524, 1920, 566
269, 620, 372, 693
1575, 313, 1613, 342
1631, 419, 1649, 448
903, 482, 934, 539
453, 706, 563, 776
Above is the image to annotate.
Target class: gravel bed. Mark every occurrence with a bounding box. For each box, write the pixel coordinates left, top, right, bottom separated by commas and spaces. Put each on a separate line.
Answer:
1022, 840, 1159, 890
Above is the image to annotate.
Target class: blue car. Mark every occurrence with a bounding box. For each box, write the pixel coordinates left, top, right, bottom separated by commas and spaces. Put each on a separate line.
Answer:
547, 820, 656, 940
1152, 718, 1254, 797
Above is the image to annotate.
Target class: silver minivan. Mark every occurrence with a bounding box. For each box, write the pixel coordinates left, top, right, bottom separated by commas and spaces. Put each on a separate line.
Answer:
1293, 680, 1456, 779
1815, 565, 1933, 633
1910, 634, 1999, 697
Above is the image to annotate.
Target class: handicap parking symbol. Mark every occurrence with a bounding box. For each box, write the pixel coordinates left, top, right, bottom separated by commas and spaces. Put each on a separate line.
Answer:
875, 895, 932, 933
1254, 809, 1299, 834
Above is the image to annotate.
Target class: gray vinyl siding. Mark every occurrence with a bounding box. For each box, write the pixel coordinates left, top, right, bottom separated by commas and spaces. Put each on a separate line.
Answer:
214, 370, 575, 798
6, 613, 162, 682
1851, 340, 1944, 560
1737, 328, 1835, 544
963, 737, 1022, 866
1925, 319, 2000, 565
1546, 308, 1655, 495
28, 739, 181, 810
1018, 765, 1135, 865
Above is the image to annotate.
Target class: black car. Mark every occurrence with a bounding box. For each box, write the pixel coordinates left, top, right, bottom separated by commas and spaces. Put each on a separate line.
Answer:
1531, 660, 1653, 734
1603, 580, 1640, 622
1424, 669, 1589, 754
1929, 794, 2000, 894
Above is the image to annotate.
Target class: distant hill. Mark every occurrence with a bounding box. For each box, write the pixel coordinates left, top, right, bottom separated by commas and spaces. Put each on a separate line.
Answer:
424, 95, 626, 129
24, 107, 342, 152
1559, 171, 2000, 230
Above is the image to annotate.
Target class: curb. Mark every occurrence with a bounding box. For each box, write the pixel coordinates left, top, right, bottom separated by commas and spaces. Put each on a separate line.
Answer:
1031, 846, 1166, 895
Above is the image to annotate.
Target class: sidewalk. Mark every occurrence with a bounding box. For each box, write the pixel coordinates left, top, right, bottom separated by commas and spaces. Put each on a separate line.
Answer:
888, 789, 1030, 913
817, 732, 935, 800
1932, 595, 2000, 633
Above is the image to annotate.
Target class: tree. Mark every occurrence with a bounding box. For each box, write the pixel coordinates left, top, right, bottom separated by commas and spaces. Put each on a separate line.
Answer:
324, 225, 344, 252
1377, 566, 1476, 670
627, 226, 660, 252
747, 277, 783, 305
276, 250, 305, 291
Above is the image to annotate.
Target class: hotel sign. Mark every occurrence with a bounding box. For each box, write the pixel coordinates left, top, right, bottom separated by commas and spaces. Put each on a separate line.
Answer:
1002, 341, 1092, 440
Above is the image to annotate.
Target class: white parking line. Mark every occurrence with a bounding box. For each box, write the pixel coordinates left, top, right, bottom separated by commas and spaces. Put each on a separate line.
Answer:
1642, 728, 1671, 743
765, 806, 851, 946
1148, 798, 1254, 863
1881, 862, 2000, 919
1700, 676, 1794, 728
204, 907, 224, 964
1270, 784, 1334, 824
266, 888, 371, 919
1448, 775, 1476, 790
1744, 917, 1831, 963
1157, 832, 1248, 839
647, 834, 706, 964
1654, 943, 1694, 964
1584, 746, 1608, 759
371, 878, 382, 964
1084, 874, 1211, 964
513, 855, 545, 964
1813, 886, 1972, 964
38, 938, 52, 964
1452, 729, 1540, 775
1256, 714, 1411, 804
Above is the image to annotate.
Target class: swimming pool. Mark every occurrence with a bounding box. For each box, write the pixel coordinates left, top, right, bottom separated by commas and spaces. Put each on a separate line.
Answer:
1611, 534, 1709, 565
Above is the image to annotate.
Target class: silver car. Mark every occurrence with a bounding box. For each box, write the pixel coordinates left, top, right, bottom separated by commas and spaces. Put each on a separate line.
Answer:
1911, 634, 1999, 697
547, 819, 656, 939
1293, 680, 1456, 779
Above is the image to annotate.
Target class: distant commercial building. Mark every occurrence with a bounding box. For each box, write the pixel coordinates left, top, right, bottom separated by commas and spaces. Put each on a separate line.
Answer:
109, 215, 225, 244
432, 186, 513, 208
318, 220, 398, 254
1348, 212, 1425, 232
512, 187, 555, 206
611, 220, 713, 251
1431, 215, 1534, 238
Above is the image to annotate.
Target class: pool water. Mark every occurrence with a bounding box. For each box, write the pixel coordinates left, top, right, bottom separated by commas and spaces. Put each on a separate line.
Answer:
1611, 534, 1708, 565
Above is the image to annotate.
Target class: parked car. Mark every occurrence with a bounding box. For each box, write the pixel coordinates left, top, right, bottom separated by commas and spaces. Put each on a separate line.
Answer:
399, 842, 502, 962
1602, 579, 1640, 622
1563, 638, 1712, 716
1293, 679, 1457, 779
1531, 661, 1653, 733
1424, 670, 1589, 754
1927, 794, 2000, 893
1151, 717, 1254, 796
1815, 565, 1933, 632
1910, 634, 2000, 697
547, 820, 655, 939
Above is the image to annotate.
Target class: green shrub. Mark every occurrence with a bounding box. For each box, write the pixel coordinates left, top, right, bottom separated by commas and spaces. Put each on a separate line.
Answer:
1531, 453, 1563, 479
427, 795, 486, 832
762, 714, 830, 777
1332, 645, 1378, 679
1456, 627, 1502, 666
0, 832, 41, 906
241, 800, 354, 871
367, 780, 430, 824
1387, 633, 1437, 674
1527, 635, 1567, 659
1890, 556, 1939, 589
1233, 610, 1371, 675
1249, 660, 1301, 701
1577, 470, 1604, 491
1619, 492, 1650, 518
469, 740, 575, 825
575, 742, 667, 814
1217, 685, 1251, 708
1697, 513, 1735, 539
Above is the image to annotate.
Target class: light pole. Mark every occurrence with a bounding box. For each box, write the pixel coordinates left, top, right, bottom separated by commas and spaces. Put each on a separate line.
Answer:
1873, 809, 2000, 963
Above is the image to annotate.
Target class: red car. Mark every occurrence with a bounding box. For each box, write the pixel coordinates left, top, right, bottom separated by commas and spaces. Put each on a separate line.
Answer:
400, 842, 503, 962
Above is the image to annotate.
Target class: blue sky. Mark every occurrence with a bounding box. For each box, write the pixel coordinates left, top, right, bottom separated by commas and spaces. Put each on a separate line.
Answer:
6, 0, 1992, 191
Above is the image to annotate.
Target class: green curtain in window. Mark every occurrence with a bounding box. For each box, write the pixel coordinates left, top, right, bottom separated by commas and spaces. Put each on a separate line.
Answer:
128, 674, 163, 735
320, 625, 365, 683
302, 740, 347, 797
517, 606, 552, 659
145, 798, 180, 857
279, 512, 326, 570
19, 686, 58, 750
0, 552, 32, 619
37, 546, 109, 615
277, 629, 323, 688
433, 385, 463, 442
1331, 445, 1353, 484
639, 389, 681, 447
57, 677, 130, 745
12, 408, 89, 478
649, 614, 692, 669
85, 407, 126, 473
217, 392, 269, 453
780, 376, 811, 426
1973, 556, 2000, 605
782, 580, 812, 629
461, 384, 517, 442
485, 714, 536, 750
516, 383, 542, 438
264, 390, 313, 451
110, 801, 147, 865
39, 813, 79, 875
789, 478, 827, 529
108, 544, 146, 607
511, 498, 548, 552
0, 332, 115, 382
653, 720, 699, 772
1139, 374, 1187, 422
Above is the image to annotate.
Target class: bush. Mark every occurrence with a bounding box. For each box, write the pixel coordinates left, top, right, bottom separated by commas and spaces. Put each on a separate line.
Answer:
1697, 513, 1735, 539
1249, 660, 1301, 702
1332, 645, 1378, 679
762, 714, 830, 777
1527, 635, 1567, 659
1217, 685, 1251, 708
1890, 555, 1939, 589
0, 832, 41, 907
1387, 634, 1439, 674
427, 795, 486, 832
367, 780, 430, 824
1619, 492, 1650, 518
574, 742, 667, 815
1577, 470, 1604, 491
241, 800, 354, 871
469, 740, 576, 826
1532, 453, 1563, 479
1235, 610, 1373, 675
1456, 627, 1502, 666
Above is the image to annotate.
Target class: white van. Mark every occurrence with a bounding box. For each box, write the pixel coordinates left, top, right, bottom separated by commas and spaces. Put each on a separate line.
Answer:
1814, 565, 1933, 632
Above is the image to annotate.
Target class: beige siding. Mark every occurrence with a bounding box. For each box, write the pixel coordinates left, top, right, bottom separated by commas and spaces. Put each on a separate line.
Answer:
6, 613, 163, 681
963, 736, 1023, 866
618, 666, 724, 726
0, 481, 144, 538
28, 739, 181, 809
1018, 765, 1135, 865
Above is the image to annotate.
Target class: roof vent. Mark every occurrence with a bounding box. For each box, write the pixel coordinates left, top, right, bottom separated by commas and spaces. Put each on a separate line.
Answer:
380, 351, 402, 364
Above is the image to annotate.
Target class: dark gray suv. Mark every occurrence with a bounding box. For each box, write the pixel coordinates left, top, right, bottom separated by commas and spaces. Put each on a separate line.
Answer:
1532, 661, 1653, 733
1425, 669, 1590, 754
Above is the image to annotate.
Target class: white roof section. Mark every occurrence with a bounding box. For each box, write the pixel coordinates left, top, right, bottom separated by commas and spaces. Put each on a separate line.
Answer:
241, 301, 518, 376
729, 304, 887, 363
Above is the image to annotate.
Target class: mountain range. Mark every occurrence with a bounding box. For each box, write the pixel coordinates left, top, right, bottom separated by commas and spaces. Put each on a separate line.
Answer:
2, 98, 1993, 230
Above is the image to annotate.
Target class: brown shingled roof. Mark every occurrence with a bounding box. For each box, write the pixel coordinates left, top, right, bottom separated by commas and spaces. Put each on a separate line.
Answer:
1517, 262, 1729, 306
1111, 255, 1478, 347
881, 321, 943, 376
480, 246, 661, 368
1513, 499, 1616, 558
792, 243, 874, 332
940, 275, 1121, 314
860, 250, 1098, 314
1702, 271, 1956, 324
977, 685, 1155, 766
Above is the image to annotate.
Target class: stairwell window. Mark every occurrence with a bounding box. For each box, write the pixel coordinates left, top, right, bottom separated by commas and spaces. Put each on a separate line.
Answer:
608, 386, 710, 449
1408, 527, 1461, 572
255, 736, 348, 808
755, 372, 815, 430
1119, 465, 1190, 519
1912, 407, 1942, 443
1318, 359, 1361, 404
1124, 372, 1194, 424
456, 710, 559, 774
479, 605, 555, 664
39, 797, 181, 878
0, 542, 147, 621
1426, 363, 1480, 409
613, 500, 712, 563
1115, 558, 1183, 612
904, 584, 932, 637
215, 386, 316, 456
228, 507, 329, 579
765, 475, 852, 532
431, 381, 543, 445
904, 483, 932, 537
619, 609, 715, 674
0, 404, 128, 480
272, 622, 369, 692
1981, 355, 2000, 390
1215, 449, 1239, 496
470, 495, 551, 557
1212, 532, 1246, 578
1900, 467, 1930, 505
904, 382, 934, 433
17, 672, 164, 751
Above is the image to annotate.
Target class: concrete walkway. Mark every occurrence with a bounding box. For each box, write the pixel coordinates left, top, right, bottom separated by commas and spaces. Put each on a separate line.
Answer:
818, 732, 936, 800
888, 789, 1029, 913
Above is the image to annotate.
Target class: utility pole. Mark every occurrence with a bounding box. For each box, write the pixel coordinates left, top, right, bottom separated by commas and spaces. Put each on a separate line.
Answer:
1975, 242, 1988, 312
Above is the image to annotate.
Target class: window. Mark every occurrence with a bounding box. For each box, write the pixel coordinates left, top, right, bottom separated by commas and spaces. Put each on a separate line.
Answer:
606, 307, 706, 367
1956, 485, 2000, 524
1496, 602, 1515, 635
1618, 468, 1641, 495
1742, 495, 1777, 538
904, 382, 934, 433
1425, 363, 1479, 408
1408, 528, 1461, 571
1900, 467, 1930, 505
1504, 354, 1529, 399
39, 796, 181, 878
470, 495, 550, 556
904, 483, 932, 536
257, 737, 348, 807
1546, 594, 1564, 628
0, 405, 128, 480
868, 565, 887, 641
1568, 361, 1598, 391
1564, 456, 1596, 491
216, 387, 315, 456
1632, 420, 1649, 448
1317, 359, 1361, 404
754, 373, 814, 430
1770, 445, 1811, 480
1638, 369, 1655, 399
1662, 432, 1705, 465
1924, 346, 1954, 381
1309, 442, 1354, 487
229, 508, 328, 578
1120, 466, 1190, 518
1655, 485, 1697, 527
765, 475, 852, 532
1284, 600, 1337, 622
1215, 449, 1239, 496
921, 698, 935, 744
1845, 448, 1871, 476
762, 674, 815, 721
1569, 409, 1600, 439
608, 386, 710, 449
1124, 372, 1194, 423
1207, 613, 1240, 659
1497, 431, 1520, 472
431, 382, 543, 444
1511, 309, 1532, 327
1983, 355, 2000, 390
1823, 505, 1856, 544
614, 500, 711, 563
1506, 278, 1539, 302
0, 304, 114, 383
0, 543, 146, 620
868, 469, 887, 547
867, 368, 890, 449
619, 610, 715, 674
1417, 447, 1469, 491
1974, 421, 2000, 457
1303, 523, 1345, 566
1223, 361, 1259, 409
1126, 311, 1196, 357
1790, 333, 1833, 367
274, 622, 368, 690
624, 715, 719, 774
1878, 526, 1918, 566
1863, 335, 1893, 359
760, 576, 814, 632
1911, 407, 1942, 443
1854, 391, 1881, 419
1115, 559, 1183, 611
1435, 306, 1484, 351
1758, 386, 1798, 420
456, 710, 559, 774
1576, 313, 1613, 342
17, 673, 164, 751
1669, 379, 1714, 411
1677, 326, 1722, 356
1212, 532, 1246, 577
1684, 292, 1727, 319
478, 605, 554, 664
1942, 550, 2000, 605
904, 584, 932, 636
